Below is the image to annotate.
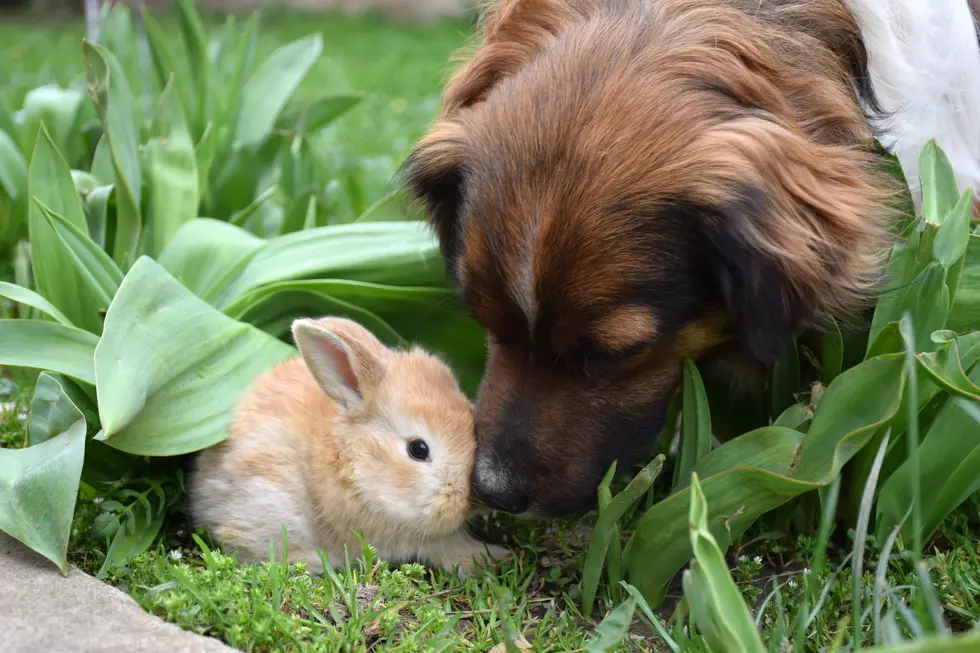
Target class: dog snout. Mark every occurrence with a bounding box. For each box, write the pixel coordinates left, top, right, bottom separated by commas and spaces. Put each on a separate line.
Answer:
470, 454, 530, 514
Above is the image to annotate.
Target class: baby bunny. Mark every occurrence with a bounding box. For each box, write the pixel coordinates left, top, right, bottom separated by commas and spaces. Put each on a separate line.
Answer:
189, 316, 507, 573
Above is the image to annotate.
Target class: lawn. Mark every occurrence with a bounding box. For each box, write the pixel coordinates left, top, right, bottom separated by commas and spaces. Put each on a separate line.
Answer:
1, 4, 979, 653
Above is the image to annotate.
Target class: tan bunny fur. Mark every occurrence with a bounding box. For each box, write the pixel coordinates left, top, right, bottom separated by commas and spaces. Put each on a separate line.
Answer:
189, 317, 507, 573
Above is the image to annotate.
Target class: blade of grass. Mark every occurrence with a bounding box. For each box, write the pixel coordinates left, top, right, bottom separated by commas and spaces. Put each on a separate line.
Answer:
853, 431, 892, 650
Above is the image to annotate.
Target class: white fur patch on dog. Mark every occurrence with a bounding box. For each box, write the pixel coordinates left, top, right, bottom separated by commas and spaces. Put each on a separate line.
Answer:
844, 0, 980, 207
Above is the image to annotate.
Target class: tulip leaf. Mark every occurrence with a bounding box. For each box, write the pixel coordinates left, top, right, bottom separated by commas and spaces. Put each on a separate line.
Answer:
95, 257, 296, 456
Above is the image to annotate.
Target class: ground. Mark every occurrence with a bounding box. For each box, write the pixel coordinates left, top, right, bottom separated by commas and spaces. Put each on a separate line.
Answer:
1, 7, 979, 653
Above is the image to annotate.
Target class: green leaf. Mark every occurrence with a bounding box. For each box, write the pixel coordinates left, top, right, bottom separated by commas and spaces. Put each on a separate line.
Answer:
0, 320, 99, 385
0, 417, 85, 574
143, 78, 199, 258
32, 197, 124, 334
83, 41, 142, 268
684, 474, 766, 653
673, 358, 712, 492
84, 184, 113, 250
581, 456, 664, 618
222, 279, 487, 397
218, 13, 258, 150
584, 596, 637, 653
773, 402, 810, 430
97, 494, 164, 579
626, 354, 906, 606
90, 135, 116, 186
0, 281, 73, 326
949, 235, 980, 333
194, 124, 217, 201
95, 257, 296, 456
918, 140, 960, 226
915, 331, 980, 402
822, 320, 844, 384
868, 224, 940, 353
235, 35, 323, 147
27, 372, 86, 446
0, 129, 27, 200
276, 94, 362, 135
140, 7, 196, 136
207, 222, 449, 309
174, 0, 213, 134
877, 355, 980, 544
19, 85, 84, 164
157, 218, 264, 300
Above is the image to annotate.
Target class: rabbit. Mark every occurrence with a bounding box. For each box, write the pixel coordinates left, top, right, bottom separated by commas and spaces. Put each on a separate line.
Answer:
188, 316, 509, 574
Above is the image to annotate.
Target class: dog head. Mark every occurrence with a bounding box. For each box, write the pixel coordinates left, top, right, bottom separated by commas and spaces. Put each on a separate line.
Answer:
404, 0, 892, 515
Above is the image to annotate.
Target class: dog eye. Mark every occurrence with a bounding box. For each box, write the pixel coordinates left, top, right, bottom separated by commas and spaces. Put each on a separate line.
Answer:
407, 439, 430, 462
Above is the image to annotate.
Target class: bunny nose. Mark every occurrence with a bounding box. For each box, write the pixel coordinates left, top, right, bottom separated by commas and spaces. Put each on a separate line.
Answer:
471, 455, 530, 514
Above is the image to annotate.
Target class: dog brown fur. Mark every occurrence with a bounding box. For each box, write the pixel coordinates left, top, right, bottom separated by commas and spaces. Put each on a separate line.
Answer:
404, 0, 898, 515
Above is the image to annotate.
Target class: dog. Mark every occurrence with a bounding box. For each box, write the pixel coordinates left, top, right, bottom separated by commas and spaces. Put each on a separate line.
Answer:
403, 0, 980, 516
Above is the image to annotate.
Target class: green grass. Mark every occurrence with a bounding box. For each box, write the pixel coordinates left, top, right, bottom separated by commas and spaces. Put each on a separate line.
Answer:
3, 8, 980, 653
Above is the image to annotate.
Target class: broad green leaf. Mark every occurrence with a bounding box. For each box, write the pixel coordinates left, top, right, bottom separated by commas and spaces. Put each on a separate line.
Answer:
157, 218, 263, 300
868, 224, 937, 353
143, 79, 198, 258
626, 355, 906, 606
28, 125, 87, 230
90, 135, 115, 186
97, 4, 143, 104
28, 126, 118, 334
0, 417, 85, 574
877, 348, 980, 543
95, 257, 296, 456
584, 596, 637, 653
0, 129, 27, 200
673, 358, 712, 492
194, 124, 216, 201
0, 281, 72, 325
175, 0, 213, 133
83, 41, 142, 268
684, 475, 766, 653
218, 13, 257, 150
235, 35, 323, 147
936, 188, 974, 306
915, 331, 980, 401
581, 456, 663, 618
140, 7, 196, 135
84, 184, 113, 250
773, 403, 810, 430
19, 85, 84, 162
949, 235, 980, 333
276, 94, 362, 135
33, 198, 123, 334
208, 222, 448, 309
222, 279, 487, 395
97, 494, 164, 579
0, 320, 98, 385
918, 140, 960, 225
867, 321, 903, 359
28, 372, 85, 446
822, 319, 844, 384
71, 170, 101, 196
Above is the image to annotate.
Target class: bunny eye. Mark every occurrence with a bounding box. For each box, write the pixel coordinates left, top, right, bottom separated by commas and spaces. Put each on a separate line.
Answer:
407, 439, 430, 462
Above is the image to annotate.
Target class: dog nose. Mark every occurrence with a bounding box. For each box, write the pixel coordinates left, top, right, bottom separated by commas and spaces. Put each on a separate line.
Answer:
471, 456, 530, 514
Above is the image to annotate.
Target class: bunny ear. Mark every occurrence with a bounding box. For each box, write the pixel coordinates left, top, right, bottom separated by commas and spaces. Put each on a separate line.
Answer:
291, 318, 386, 414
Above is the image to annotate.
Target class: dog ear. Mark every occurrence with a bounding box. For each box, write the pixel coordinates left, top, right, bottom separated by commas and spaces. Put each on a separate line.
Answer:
688, 115, 892, 365
700, 195, 799, 365
402, 122, 468, 276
